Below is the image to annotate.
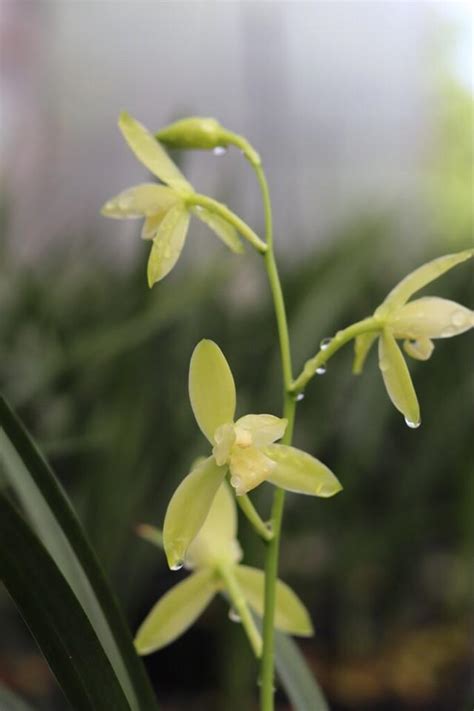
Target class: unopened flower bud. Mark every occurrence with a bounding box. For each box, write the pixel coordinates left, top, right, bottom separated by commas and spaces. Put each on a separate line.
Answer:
157, 117, 229, 150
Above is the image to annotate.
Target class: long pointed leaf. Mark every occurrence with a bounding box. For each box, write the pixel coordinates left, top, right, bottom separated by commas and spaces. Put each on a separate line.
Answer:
0, 395, 157, 711
274, 630, 329, 711
0, 494, 131, 711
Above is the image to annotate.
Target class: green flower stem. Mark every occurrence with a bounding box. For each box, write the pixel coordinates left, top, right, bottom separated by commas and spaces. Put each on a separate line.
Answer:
253, 161, 296, 711
217, 563, 263, 658
291, 316, 380, 393
236, 494, 274, 542
186, 194, 268, 254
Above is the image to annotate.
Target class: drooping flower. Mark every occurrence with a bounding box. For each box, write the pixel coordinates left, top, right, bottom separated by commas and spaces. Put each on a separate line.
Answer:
163, 339, 341, 569
353, 249, 474, 427
135, 481, 313, 655
101, 112, 243, 287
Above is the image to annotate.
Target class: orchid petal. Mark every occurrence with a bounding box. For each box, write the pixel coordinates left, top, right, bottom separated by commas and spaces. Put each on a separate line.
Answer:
390, 297, 474, 339
403, 338, 434, 361
134, 569, 217, 654
192, 207, 244, 254
235, 414, 287, 447
119, 112, 193, 194
234, 565, 314, 637
212, 423, 236, 466
101, 183, 179, 219
147, 205, 190, 287
263, 444, 342, 497
185, 482, 241, 569
189, 340, 236, 443
353, 332, 378, 374
229, 446, 276, 495
376, 249, 473, 316
378, 329, 420, 426
163, 457, 226, 569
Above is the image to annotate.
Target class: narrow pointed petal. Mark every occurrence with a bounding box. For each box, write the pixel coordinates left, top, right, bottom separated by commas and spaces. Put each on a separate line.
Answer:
163, 457, 227, 569
229, 446, 276, 495
353, 332, 378, 374
235, 414, 287, 447
234, 565, 314, 637
134, 570, 217, 654
192, 207, 244, 254
212, 423, 236, 466
390, 298, 474, 339
189, 340, 236, 443
101, 183, 179, 219
118, 112, 193, 193
403, 337, 435, 361
263, 444, 342, 497
378, 329, 420, 425
376, 249, 473, 315
185, 482, 241, 569
147, 205, 190, 287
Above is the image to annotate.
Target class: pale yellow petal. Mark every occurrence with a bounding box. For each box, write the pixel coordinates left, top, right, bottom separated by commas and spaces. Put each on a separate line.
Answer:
185, 482, 241, 569
403, 337, 435, 361
376, 249, 473, 316
192, 207, 244, 254
264, 444, 342, 497
390, 298, 474, 339
234, 565, 314, 637
189, 340, 236, 443
134, 570, 217, 654
147, 205, 190, 287
229, 446, 276, 495
235, 414, 287, 447
118, 112, 193, 193
141, 213, 167, 240
101, 184, 179, 219
163, 457, 227, 569
378, 329, 420, 426
353, 332, 378, 374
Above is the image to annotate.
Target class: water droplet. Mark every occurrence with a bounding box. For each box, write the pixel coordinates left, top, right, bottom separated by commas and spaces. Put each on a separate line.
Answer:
379, 357, 390, 372
451, 310, 467, 327
320, 337, 332, 350
316, 364, 326, 375
230, 475, 241, 489
295, 393, 305, 402
213, 146, 227, 156
228, 608, 241, 623
405, 417, 421, 429
170, 560, 184, 571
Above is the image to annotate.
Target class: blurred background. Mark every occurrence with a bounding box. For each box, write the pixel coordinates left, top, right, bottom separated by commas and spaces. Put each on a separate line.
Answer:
0, 1, 473, 709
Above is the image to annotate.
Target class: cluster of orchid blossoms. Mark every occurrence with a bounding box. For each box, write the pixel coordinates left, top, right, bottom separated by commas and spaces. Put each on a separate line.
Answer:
102, 113, 473, 657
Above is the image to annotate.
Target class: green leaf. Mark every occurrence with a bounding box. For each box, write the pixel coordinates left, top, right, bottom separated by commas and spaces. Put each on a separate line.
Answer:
188, 340, 236, 442
101, 183, 179, 219
234, 565, 313, 636
0, 494, 131, 711
274, 630, 330, 711
264, 444, 342, 497
147, 205, 190, 286
192, 206, 244, 254
390, 297, 474, 339
134, 569, 217, 654
118, 112, 193, 194
376, 248, 473, 315
163, 456, 227, 569
378, 329, 420, 426
0, 395, 158, 711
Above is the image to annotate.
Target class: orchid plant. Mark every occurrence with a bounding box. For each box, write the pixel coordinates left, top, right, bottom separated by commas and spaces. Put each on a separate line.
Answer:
102, 113, 473, 710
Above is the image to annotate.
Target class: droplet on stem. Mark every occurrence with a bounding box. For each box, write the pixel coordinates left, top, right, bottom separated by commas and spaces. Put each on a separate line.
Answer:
213, 146, 227, 156
316, 364, 327, 375
404, 417, 421, 429
320, 337, 332, 350
228, 608, 241, 623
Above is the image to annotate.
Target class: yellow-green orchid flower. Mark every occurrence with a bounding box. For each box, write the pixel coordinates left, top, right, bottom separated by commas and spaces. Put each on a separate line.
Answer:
135, 481, 313, 656
101, 112, 243, 287
353, 249, 474, 427
163, 339, 341, 569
